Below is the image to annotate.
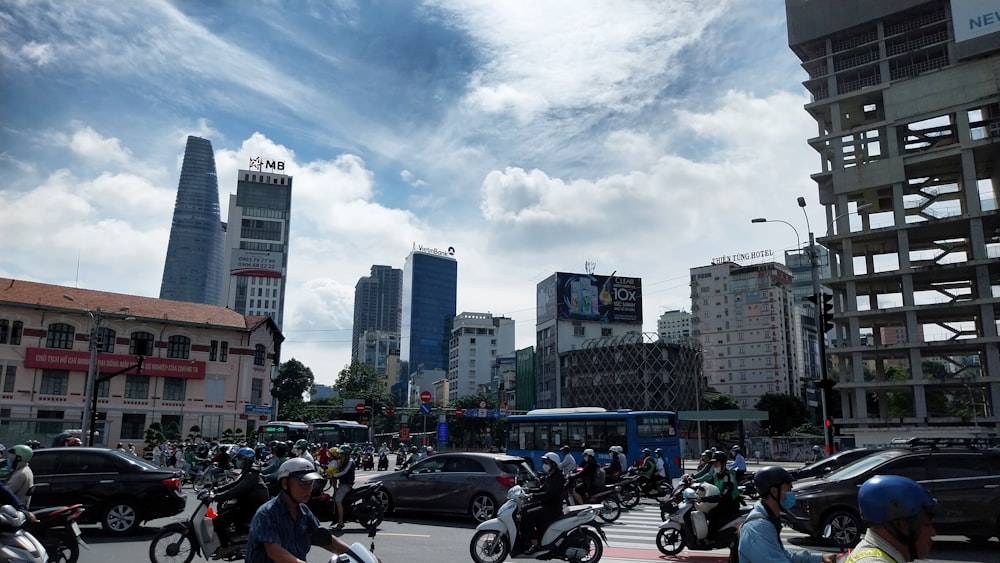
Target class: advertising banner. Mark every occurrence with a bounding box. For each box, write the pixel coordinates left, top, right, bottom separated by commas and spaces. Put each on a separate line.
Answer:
230, 249, 282, 278
536, 274, 558, 323
951, 0, 1000, 43
24, 347, 206, 379
554, 272, 642, 324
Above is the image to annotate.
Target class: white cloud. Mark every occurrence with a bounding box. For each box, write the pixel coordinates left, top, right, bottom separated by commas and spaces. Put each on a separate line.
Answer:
20, 40, 55, 65
400, 170, 426, 187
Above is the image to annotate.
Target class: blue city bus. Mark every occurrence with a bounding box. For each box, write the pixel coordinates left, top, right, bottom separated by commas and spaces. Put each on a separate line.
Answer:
308, 420, 369, 446
256, 421, 309, 445
505, 407, 682, 479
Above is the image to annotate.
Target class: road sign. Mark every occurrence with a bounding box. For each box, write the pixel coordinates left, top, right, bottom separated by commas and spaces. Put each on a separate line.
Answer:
437, 422, 448, 443
455, 407, 465, 417
386, 406, 395, 416
400, 424, 409, 441
420, 390, 432, 403
479, 400, 487, 408
244, 404, 272, 414
419, 402, 432, 415
355, 403, 366, 414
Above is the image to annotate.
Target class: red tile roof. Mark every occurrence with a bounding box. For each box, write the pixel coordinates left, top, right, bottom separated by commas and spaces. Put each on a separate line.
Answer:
0, 277, 258, 331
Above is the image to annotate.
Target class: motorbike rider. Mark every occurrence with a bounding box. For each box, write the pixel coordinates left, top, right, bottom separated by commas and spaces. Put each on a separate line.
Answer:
558, 445, 576, 475
245, 458, 370, 563
636, 448, 659, 493
5, 445, 34, 507
571, 448, 600, 505
811, 445, 823, 462
329, 446, 356, 530
211, 447, 269, 551
524, 452, 566, 553
654, 447, 666, 480
845, 475, 937, 563
316, 443, 331, 467
293, 440, 314, 465
690, 449, 714, 480
738, 466, 834, 563
206, 444, 233, 484
697, 451, 739, 542
729, 445, 747, 481
261, 442, 290, 482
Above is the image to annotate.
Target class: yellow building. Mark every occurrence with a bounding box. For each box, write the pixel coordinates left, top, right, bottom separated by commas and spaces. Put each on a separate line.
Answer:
0, 278, 282, 448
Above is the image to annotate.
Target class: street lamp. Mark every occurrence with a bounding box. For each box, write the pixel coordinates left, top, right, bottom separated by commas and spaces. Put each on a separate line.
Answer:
64, 295, 99, 445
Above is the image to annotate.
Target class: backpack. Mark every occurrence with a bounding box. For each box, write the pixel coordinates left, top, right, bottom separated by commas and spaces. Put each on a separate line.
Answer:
728, 510, 768, 563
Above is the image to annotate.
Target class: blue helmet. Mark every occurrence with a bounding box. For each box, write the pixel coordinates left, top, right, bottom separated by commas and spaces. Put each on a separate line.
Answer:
858, 475, 937, 525
235, 447, 256, 460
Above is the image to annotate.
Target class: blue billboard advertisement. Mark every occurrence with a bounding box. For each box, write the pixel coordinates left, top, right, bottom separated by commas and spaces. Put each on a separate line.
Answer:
553, 272, 642, 324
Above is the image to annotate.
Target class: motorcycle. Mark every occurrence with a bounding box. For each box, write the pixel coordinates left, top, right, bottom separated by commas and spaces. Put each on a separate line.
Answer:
616, 468, 670, 509
148, 489, 250, 562
360, 452, 374, 471
1, 505, 48, 563
469, 485, 607, 563
376, 452, 389, 471
28, 504, 87, 563
308, 481, 385, 529
394, 452, 404, 469
564, 472, 622, 523
195, 464, 237, 490
314, 516, 380, 563
655, 483, 750, 556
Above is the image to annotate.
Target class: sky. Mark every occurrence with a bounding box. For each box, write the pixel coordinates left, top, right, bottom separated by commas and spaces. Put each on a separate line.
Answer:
0, 0, 828, 386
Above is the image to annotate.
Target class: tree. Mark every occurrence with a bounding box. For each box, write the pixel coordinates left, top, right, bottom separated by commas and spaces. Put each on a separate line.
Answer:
273, 358, 316, 406
187, 425, 201, 443
755, 393, 809, 436
334, 360, 392, 404
144, 422, 165, 455
705, 393, 739, 410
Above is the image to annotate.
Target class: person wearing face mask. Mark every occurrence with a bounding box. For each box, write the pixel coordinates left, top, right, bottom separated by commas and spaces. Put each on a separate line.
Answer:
5, 445, 34, 508
210, 447, 269, 553
696, 451, 739, 542
738, 466, 835, 563
844, 475, 937, 563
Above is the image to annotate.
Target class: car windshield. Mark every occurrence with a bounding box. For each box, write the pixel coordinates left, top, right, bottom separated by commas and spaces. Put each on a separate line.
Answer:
798, 449, 867, 473
500, 459, 539, 486
822, 450, 898, 481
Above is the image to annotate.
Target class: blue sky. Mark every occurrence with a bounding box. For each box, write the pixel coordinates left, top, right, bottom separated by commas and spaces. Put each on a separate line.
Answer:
0, 0, 827, 385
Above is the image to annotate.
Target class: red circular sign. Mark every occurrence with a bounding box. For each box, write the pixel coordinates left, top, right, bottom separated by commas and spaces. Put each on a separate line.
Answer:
479, 400, 487, 408
455, 408, 465, 417
420, 391, 432, 402
355, 403, 366, 414
386, 406, 395, 416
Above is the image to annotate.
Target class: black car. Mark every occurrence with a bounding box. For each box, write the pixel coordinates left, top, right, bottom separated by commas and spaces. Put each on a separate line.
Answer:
789, 447, 879, 481
783, 439, 1000, 546
29, 447, 186, 535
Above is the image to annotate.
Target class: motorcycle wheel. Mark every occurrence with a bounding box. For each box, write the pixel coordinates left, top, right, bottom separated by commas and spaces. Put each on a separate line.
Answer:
620, 486, 640, 509
655, 526, 685, 556
566, 528, 603, 563
357, 498, 385, 529
598, 496, 621, 523
469, 529, 510, 563
148, 527, 196, 563
43, 529, 80, 563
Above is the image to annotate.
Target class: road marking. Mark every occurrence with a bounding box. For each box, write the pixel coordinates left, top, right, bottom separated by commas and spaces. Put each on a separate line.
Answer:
376, 532, 431, 538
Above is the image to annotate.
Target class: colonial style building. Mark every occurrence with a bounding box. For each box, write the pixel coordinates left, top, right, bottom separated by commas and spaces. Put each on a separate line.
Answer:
0, 278, 282, 448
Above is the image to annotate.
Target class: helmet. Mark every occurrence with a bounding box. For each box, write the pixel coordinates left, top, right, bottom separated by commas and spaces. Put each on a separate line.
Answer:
712, 451, 728, 464
731, 445, 741, 452
560, 445, 570, 453
583, 448, 595, 457
236, 447, 256, 460
813, 445, 820, 451
294, 439, 309, 449
10, 444, 33, 463
340, 446, 353, 455
642, 448, 652, 456
654, 447, 663, 455
426, 446, 433, 452
701, 449, 712, 458
272, 443, 289, 457
754, 466, 794, 497
276, 458, 323, 482
541, 452, 560, 470
66, 437, 82, 446
0, 444, 5, 456
858, 475, 938, 525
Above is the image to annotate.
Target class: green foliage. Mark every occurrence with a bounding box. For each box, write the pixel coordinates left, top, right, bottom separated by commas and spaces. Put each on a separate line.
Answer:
754, 393, 809, 436
144, 422, 165, 454
163, 420, 182, 441
334, 360, 393, 406
704, 393, 740, 410
273, 358, 316, 406
789, 422, 822, 436
187, 425, 201, 442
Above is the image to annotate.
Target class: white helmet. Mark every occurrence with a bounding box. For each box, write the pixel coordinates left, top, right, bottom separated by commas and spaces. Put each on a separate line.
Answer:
277, 458, 323, 482
541, 452, 560, 471
583, 448, 595, 457
610, 445, 622, 453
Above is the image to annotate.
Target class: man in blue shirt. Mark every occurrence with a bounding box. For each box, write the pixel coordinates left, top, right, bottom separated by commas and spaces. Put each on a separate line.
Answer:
738, 466, 834, 563
246, 458, 370, 563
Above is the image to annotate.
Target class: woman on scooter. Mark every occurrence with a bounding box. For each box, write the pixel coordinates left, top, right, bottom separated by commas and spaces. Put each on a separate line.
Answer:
697, 451, 740, 543
211, 447, 268, 551
329, 446, 356, 530
524, 452, 566, 553
572, 449, 600, 505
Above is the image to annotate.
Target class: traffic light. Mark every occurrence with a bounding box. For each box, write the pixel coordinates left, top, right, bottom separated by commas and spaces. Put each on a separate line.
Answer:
821, 293, 834, 333
824, 418, 835, 454
815, 378, 837, 391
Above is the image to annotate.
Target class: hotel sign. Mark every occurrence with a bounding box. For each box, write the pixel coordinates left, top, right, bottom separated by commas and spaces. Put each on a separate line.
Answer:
25, 347, 206, 379
248, 156, 285, 172
711, 249, 774, 265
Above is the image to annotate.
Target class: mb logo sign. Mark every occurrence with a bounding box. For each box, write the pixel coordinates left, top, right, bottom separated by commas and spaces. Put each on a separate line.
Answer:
248, 157, 286, 172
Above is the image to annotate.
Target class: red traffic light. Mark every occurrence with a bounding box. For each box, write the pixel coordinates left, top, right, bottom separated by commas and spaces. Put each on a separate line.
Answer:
386, 406, 395, 416
455, 408, 465, 417
824, 418, 832, 427
355, 403, 366, 414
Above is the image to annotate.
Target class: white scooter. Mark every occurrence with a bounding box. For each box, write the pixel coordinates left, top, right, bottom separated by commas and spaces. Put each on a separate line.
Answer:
314, 519, 379, 563
470, 486, 607, 563
655, 483, 749, 556
1, 505, 48, 563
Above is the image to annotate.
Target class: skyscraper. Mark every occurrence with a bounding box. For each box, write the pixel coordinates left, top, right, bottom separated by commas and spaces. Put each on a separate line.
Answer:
352, 265, 403, 360
401, 245, 457, 376
160, 136, 225, 304
221, 160, 293, 329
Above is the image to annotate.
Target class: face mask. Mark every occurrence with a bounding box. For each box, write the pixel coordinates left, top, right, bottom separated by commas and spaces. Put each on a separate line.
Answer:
780, 491, 796, 510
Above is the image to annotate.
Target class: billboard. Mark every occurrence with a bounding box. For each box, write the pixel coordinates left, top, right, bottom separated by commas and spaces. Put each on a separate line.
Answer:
536, 274, 558, 323
554, 272, 642, 324
951, 0, 1000, 44
24, 347, 206, 379
230, 249, 281, 277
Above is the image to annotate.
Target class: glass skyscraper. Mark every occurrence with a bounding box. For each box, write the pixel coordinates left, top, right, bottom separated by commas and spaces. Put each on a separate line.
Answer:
401, 247, 457, 375
352, 265, 403, 361
160, 136, 225, 304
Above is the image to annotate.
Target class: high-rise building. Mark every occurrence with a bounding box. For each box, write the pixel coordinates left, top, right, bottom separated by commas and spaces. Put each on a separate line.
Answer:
359, 329, 400, 377
352, 266, 403, 361
221, 162, 293, 329
690, 261, 801, 408
657, 309, 692, 342
401, 245, 457, 377
447, 312, 515, 399
786, 0, 999, 439
160, 136, 225, 305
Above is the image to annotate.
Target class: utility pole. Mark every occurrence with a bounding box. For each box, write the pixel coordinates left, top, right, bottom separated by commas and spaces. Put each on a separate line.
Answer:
800, 198, 834, 455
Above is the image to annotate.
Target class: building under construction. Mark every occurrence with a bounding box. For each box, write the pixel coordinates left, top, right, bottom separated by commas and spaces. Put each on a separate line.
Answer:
562, 332, 701, 412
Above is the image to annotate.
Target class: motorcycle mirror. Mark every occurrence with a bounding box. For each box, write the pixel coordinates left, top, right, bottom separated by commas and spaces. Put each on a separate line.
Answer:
312, 527, 334, 546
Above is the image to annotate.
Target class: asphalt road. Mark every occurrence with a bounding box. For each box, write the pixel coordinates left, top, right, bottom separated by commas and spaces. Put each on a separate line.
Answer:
69, 469, 998, 563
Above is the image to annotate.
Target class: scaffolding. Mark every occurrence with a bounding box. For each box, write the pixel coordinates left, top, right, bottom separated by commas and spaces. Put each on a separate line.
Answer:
563, 332, 701, 412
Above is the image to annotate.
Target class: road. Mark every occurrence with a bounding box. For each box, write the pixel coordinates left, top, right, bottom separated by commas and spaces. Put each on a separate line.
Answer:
72, 475, 998, 563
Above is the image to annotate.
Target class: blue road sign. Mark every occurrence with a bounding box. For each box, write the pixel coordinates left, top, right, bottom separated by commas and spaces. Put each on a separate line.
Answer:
244, 404, 272, 414
419, 402, 432, 415
437, 422, 448, 442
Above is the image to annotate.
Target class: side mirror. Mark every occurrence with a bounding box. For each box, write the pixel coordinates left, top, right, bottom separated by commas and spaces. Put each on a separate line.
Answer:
822, 524, 847, 550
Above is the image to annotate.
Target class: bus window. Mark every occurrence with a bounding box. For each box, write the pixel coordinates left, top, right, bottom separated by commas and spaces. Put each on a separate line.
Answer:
549, 422, 566, 448
567, 421, 586, 448
636, 415, 676, 438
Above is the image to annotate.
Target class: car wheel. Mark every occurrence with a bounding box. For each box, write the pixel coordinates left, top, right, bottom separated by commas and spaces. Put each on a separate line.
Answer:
103, 499, 141, 535
470, 493, 498, 523
374, 488, 394, 515
823, 509, 862, 547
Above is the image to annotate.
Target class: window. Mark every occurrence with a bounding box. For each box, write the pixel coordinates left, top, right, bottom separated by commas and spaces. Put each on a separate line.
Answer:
130, 331, 154, 356
167, 335, 190, 359
96, 327, 116, 353
36, 409, 64, 435
124, 374, 150, 399
162, 377, 186, 402
443, 457, 486, 472
210, 340, 218, 361
254, 344, 266, 366
121, 413, 146, 440
95, 378, 110, 398
2, 364, 14, 392
205, 379, 225, 405
601, 328, 613, 337
39, 370, 69, 395
46, 323, 75, 349
573, 326, 585, 337
220, 341, 229, 362
929, 454, 993, 480
0, 320, 7, 344
251, 378, 263, 404
10, 321, 22, 345
160, 415, 182, 440
636, 415, 677, 438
